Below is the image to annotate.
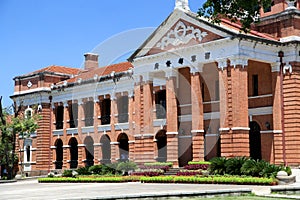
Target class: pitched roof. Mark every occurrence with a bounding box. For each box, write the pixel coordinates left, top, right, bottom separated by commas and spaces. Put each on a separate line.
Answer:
65, 62, 133, 83
220, 18, 277, 41
16, 65, 83, 79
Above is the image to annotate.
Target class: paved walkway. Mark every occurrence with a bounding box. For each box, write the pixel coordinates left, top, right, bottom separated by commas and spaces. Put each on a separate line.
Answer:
0, 169, 300, 199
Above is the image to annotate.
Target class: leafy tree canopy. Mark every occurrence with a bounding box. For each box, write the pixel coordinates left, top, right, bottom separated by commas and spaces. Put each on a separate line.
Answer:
198, 0, 273, 32
0, 97, 41, 179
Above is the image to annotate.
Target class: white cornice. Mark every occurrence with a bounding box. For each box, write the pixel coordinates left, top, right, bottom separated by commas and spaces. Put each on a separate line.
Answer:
12, 87, 51, 96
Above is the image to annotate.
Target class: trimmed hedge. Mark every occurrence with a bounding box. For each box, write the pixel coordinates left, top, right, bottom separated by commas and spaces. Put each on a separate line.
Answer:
140, 176, 276, 185
39, 175, 277, 185
188, 161, 211, 165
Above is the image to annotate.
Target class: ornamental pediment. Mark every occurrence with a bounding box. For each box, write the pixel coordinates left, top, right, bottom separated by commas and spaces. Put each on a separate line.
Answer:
156, 21, 208, 50
146, 19, 223, 56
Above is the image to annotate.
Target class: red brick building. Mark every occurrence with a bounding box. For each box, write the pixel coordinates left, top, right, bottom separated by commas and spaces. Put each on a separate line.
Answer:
11, 0, 300, 176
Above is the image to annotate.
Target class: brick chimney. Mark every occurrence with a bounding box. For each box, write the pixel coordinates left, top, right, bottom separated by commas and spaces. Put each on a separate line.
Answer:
84, 53, 99, 70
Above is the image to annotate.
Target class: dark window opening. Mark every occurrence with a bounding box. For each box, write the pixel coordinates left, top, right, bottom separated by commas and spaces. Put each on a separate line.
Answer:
69, 138, 78, 169
101, 99, 111, 125
69, 103, 78, 128
84, 137, 94, 167
201, 83, 205, 100
100, 135, 111, 164
118, 133, 129, 162
55, 139, 63, 169
117, 96, 129, 123
56, 105, 64, 130
84, 101, 94, 127
156, 130, 167, 162
253, 74, 259, 96
155, 90, 166, 119
26, 145, 30, 162
215, 80, 220, 101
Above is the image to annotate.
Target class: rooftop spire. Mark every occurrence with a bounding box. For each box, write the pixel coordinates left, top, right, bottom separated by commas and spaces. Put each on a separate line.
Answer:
175, 0, 190, 12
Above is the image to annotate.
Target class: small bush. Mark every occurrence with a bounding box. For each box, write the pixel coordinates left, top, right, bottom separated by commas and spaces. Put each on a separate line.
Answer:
88, 165, 103, 175
285, 166, 292, 176
240, 159, 261, 177
62, 170, 73, 177
209, 157, 227, 175
117, 161, 137, 174
76, 166, 91, 175
225, 157, 248, 175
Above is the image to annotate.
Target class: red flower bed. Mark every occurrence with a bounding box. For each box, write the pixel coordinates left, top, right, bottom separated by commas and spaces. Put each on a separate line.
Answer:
184, 164, 209, 170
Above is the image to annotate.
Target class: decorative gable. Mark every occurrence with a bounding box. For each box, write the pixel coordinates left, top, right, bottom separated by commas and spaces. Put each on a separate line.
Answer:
147, 19, 224, 56
156, 21, 208, 50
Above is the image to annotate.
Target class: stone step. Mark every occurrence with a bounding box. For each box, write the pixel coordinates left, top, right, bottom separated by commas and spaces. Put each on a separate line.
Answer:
164, 167, 183, 176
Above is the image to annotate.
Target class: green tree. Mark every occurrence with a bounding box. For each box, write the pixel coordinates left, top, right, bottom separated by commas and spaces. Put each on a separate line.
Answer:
0, 96, 40, 179
198, 0, 273, 32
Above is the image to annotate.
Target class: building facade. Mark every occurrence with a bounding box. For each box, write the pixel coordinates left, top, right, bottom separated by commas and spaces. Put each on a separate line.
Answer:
11, 0, 300, 176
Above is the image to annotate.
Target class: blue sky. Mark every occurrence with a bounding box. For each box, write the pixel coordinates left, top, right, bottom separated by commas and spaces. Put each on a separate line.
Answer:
0, 0, 205, 107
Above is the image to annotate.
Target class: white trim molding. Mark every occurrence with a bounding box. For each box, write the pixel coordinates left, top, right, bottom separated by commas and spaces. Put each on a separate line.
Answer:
229, 55, 248, 68
110, 142, 120, 145
273, 130, 283, 134
248, 106, 273, 116
231, 127, 250, 131
191, 130, 205, 133
166, 132, 178, 135
260, 130, 283, 134
205, 134, 220, 137
179, 135, 192, 138
219, 128, 230, 131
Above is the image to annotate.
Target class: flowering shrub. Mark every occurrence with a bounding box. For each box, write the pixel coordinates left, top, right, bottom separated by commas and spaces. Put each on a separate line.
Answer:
184, 164, 209, 170
131, 169, 164, 176
144, 162, 173, 167
139, 165, 170, 172
176, 170, 202, 176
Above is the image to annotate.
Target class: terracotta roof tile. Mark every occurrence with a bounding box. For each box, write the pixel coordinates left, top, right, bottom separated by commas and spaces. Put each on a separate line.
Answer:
220, 18, 278, 41
21, 65, 83, 77
66, 62, 133, 83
